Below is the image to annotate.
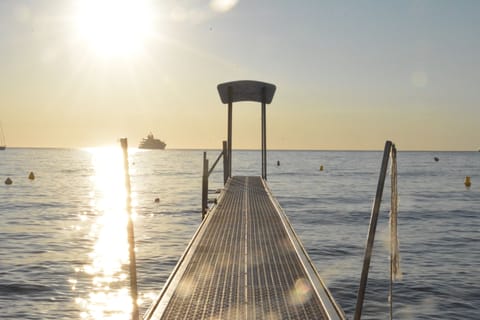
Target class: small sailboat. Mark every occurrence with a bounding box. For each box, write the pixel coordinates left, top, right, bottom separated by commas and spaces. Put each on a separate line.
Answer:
0, 123, 6, 150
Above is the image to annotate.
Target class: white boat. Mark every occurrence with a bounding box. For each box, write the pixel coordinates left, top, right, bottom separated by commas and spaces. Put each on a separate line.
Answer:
138, 132, 166, 150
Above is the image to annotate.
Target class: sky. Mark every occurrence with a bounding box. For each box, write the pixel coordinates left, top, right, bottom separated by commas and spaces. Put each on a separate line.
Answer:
0, 0, 479, 150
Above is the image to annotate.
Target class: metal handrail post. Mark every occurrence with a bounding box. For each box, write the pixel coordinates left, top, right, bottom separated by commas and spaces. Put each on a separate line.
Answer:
202, 152, 209, 220
261, 86, 267, 180
222, 141, 228, 184
354, 140, 393, 320
227, 87, 233, 178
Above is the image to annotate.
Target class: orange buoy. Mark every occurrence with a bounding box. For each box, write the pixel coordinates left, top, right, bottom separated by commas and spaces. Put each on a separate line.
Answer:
464, 176, 471, 187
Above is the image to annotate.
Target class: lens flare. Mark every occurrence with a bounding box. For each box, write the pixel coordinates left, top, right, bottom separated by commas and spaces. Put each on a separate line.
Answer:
210, 0, 239, 12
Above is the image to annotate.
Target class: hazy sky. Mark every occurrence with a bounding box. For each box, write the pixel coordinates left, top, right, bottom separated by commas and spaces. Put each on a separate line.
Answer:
0, 0, 479, 150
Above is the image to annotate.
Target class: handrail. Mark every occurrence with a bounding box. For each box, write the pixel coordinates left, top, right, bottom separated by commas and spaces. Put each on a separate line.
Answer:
202, 141, 228, 219
208, 148, 224, 177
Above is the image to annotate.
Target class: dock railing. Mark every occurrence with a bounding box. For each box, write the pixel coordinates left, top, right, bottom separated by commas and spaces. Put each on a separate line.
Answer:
201, 140, 229, 219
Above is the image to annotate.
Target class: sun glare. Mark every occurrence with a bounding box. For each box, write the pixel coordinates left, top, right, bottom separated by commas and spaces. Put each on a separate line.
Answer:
74, 0, 155, 58
75, 147, 140, 319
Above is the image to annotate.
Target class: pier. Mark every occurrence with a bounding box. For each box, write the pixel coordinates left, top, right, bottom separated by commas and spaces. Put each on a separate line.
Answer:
144, 81, 346, 319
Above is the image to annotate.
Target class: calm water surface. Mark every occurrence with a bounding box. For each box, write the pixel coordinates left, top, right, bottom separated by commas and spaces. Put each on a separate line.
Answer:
1, 148, 479, 319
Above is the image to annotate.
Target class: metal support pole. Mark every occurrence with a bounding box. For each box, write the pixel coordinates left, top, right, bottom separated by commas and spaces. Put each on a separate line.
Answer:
261, 86, 267, 180
354, 140, 393, 320
222, 140, 228, 184
202, 152, 209, 220
227, 86, 233, 178
120, 138, 139, 320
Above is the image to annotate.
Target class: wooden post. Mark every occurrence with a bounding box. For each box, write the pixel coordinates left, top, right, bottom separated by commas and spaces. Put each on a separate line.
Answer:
354, 140, 392, 320
222, 141, 228, 184
120, 138, 139, 320
202, 152, 209, 220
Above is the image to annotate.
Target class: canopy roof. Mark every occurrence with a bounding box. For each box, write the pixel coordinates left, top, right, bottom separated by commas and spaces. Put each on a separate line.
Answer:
217, 80, 276, 104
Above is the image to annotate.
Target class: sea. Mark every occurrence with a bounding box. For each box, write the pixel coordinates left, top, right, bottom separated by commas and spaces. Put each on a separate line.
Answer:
1, 147, 479, 320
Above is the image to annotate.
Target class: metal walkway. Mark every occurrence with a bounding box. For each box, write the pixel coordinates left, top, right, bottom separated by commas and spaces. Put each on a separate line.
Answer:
144, 176, 345, 319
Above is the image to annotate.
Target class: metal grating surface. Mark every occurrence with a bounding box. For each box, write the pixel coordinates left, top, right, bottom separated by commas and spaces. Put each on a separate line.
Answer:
145, 176, 344, 320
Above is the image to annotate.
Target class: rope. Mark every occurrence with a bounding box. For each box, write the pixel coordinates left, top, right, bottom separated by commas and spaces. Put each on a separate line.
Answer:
389, 144, 401, 319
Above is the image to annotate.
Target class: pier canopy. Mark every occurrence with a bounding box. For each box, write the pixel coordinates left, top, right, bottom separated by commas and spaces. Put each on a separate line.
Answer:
217, 80, 276, 104
216, 80, 277, 179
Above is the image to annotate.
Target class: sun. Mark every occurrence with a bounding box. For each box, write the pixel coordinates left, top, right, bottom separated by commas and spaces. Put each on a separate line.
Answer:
74, 0, 154, 58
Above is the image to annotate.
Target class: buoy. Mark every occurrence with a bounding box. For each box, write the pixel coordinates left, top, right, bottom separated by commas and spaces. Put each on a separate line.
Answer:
154, 198, 160, 203
434, 157, 439, 162
464, 176, 471, 187
28, 172, 35, 180
277, 160, 280, 166
5, 177, 12, 185
319, 165, 324, 171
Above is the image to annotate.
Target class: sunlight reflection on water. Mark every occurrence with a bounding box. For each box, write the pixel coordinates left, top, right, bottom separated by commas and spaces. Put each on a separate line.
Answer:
75, 147, 138, 319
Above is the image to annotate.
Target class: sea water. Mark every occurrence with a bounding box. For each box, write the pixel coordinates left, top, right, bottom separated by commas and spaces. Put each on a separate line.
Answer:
1, 148, 479, 319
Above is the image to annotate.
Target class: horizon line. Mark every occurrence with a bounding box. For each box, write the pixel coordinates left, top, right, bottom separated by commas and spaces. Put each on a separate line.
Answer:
3, 146, 479, 152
